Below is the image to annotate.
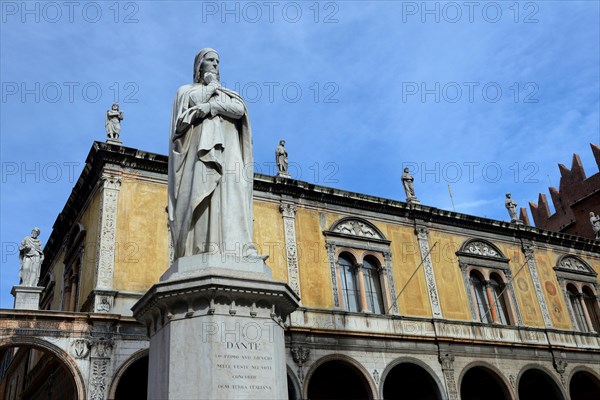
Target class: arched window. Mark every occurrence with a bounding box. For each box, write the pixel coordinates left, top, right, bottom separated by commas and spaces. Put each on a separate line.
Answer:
458, 239, 521, 326
363, 257, 384, 314
554, 255, 599, 333
338, 254, 360, 312
582, 286, 600, 332
490, 274, 511, 325
325, 217, 397, 314
567, 284, 588, 332
470, 271, 491, 324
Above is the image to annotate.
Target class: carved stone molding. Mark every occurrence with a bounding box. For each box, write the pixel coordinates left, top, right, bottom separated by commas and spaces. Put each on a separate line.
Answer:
91, 336, 114, 358
439, 353, 458, 400
290, 346, 310, 383
463, 241, 500, 258
372, 369, 380, 385
89, 359, 109, 400
521, 241, 553, 327
327, 243, 340, 308
333, 219, 381, 238
553, 358, 568, 387
280, 202, 301, 297
70, 338, 91, 359
95, 173, 121, 292
384, 252, 399, 313
415, 225, 442, 318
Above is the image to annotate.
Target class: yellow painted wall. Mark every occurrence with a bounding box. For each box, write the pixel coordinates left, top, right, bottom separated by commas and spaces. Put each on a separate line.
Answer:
534, 249, 572, 329
386, 225, 432, 317
428, 230, 471, 321
295, 208, 332, 308
78, 190, 101, 308
253, 201, 287, 282
113, 179, 169, 292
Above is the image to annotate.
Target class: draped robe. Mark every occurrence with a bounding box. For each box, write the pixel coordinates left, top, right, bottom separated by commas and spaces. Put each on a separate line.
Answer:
168, 82, 254, 258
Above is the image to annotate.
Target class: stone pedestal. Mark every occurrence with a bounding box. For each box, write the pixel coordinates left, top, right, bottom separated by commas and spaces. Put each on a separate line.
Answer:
133, 257, 299, 400
11, 285, 43, 310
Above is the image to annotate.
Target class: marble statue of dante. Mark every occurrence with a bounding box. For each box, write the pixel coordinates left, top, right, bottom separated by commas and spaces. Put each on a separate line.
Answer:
505, 193, 518, 222
168, 48, 255, 258
401, 167, 416, 201
590, 212, 600, 240
106, 103, 124, 140
275, 139, 288, 174
19, 228, 44, 286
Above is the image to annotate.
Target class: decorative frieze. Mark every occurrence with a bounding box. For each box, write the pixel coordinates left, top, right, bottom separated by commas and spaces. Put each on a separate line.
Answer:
415, 225, 442, 318
280, 203, 301, 297
522, 241, 553, 328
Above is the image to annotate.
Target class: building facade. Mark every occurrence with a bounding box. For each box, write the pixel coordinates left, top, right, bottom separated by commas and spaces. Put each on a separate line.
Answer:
1, 141, 600, 400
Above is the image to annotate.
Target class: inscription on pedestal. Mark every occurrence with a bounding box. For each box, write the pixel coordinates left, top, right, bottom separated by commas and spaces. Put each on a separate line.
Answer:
215, 341, 275, 393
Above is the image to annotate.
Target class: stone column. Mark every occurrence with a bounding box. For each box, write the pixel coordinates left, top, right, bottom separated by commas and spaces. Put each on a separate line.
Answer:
578, 294, 595, 332
93, 172, 121, 313
439, 353, 459, 400
521, 241, 553, 328
356, 263, 368, 312
415, 225, 443, 318
280, 202, 301, 298
484, 281, 500, 323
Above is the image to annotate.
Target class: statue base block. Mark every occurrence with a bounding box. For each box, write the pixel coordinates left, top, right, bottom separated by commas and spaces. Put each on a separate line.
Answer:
133, 260, 299, 400
11, 286, 44, 310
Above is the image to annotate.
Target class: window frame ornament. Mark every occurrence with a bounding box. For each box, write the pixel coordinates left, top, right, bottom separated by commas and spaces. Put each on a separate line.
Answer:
457, 239, 522, 325
324, 217, 397, 314
554, 255, 600, 333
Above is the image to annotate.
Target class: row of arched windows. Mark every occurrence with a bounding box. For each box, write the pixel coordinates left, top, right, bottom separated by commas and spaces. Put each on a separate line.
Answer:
330, 219, 600, 331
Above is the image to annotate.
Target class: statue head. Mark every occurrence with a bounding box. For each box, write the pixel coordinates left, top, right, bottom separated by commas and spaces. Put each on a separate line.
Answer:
506, 193, 511, 198
31, 227, 40, 238
111, 103, 119, 111
403, 167, 409, 173
193, 48, 220, 84
279, 140, 285, 146
591, 212, 595, 217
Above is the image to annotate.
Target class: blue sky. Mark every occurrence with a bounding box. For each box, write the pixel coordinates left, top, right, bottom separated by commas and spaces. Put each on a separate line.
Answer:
1, 1, 599, 308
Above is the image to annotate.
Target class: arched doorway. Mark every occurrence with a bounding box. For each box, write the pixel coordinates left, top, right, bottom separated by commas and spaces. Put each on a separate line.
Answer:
113, 353, 148, 400
0, 344, 79, 400
570, 370, 600, 400
382, 362, 442, 400
461, 366, 511, 400
518, 368, 564, 400
307, 359, 372, 400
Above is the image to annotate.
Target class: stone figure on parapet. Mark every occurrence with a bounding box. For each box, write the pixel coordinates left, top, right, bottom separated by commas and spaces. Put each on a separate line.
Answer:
589, 212, 600, 240
505, 193, 521, 224
106, 103, 124, 143
19, 228, 44, 286
402, 167, 419, 204
168, 48, 258, 260
276, 139, 290, 178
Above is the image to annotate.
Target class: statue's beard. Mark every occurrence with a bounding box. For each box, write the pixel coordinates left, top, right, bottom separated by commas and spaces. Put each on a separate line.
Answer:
199, 69, 220, 84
